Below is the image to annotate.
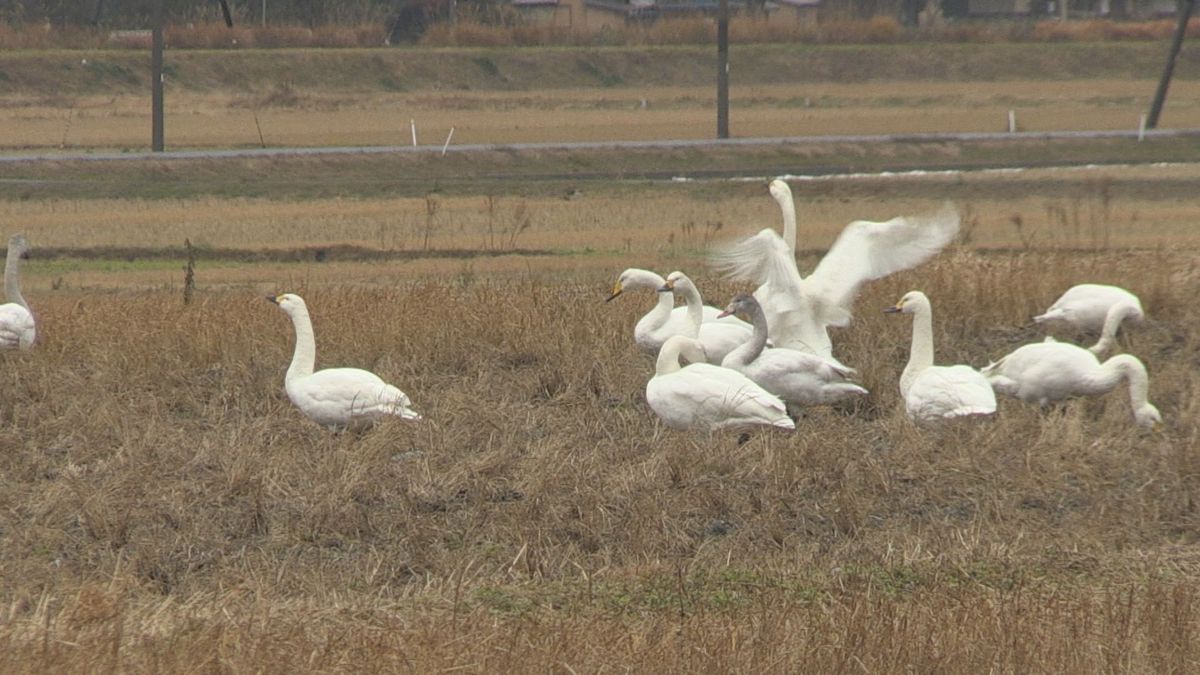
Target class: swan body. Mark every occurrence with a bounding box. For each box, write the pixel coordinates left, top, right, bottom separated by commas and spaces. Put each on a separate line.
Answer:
646, 335, 794, 431
659, 270, 755, 364
886, 291, 996, 422
982, 338, 1161, 428
607, 268, 745, 353
713, 179, 959, 359
269, 293, 420, 429
1033, 283, 1144, 356
719, 294, 867, 407
0, 234, 35, 350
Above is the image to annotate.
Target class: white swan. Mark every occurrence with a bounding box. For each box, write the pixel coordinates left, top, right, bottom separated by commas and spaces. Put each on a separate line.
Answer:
885, 291, 996, 423
719, 293, 868, 408
1033, 283, 1144, 356
982, 337, 1161, 428
659, 270, 754, 364
268, 293, 420, 428
0, 234, 35, 350
646, 335, 794, 431
606, 268, 743, 353
713, 179, 959, 359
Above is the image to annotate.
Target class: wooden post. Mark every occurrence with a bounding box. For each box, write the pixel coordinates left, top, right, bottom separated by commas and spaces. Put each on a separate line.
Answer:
1147, 0, 1195, 129
716, 0, 729, 139
152, 0, 164, 152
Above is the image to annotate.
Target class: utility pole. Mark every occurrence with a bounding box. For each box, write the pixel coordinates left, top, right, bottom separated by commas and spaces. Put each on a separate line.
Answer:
152, 0, 164, 151
716, 0, 729, 139
1147, 0, 1195, 129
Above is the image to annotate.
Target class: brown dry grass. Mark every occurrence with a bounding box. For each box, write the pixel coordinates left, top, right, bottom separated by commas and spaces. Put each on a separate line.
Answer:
5, 78, 1200, 152
1, 175, 1199, 669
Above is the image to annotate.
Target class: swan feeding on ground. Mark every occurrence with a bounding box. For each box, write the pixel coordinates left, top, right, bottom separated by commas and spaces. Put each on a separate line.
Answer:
646, 335, 794, 431
982, 337, 1161, 428
885, 291, 996, 423
0, 234, 35, 350
268, 293, 421, 429
1033, 283, 1144, 356
658, 270, 754, 364
606, 267, 744, 353
719, 294, 867, 410
713, 179, 959, 359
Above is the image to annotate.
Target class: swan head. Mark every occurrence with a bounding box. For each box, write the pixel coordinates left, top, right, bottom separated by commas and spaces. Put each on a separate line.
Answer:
884, 290, 931, 315
8, 234, 30, 259
1134, 402, 1162, 430
267, 293, 307, 314
658, 270, 692, 294
768, 178, 792, 203
718, 293, 759, 319
607, 268, 664, 302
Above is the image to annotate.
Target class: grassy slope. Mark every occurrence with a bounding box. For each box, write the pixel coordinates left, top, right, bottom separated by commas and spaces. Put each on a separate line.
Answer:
2, 42, 1199, 97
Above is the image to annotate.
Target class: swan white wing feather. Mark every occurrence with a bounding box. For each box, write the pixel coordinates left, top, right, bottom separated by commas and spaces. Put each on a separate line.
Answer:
729, 348, 867, 406
982, 341, 1101, 404
646, 363, 794, 431
806, 204, 960, 314
288, 367, 421, 428
906, 365, 996, 422
0, 303, 35, 350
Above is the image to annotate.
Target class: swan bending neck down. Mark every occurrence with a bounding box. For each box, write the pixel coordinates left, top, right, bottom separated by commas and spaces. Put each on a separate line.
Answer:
269, 293, 420, 429
647, 335, 794, 431
0, 234, 35, 350
720, 294, 867, 407
885, 291, 996, 422
983, 338, 1161, 428
1033, 284, 1144, 356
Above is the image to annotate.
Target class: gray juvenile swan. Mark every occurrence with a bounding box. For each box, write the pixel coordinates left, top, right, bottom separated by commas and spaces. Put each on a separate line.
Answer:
268, 293, 420, 429
718, 294, 867, 409
0, 234, 35, 350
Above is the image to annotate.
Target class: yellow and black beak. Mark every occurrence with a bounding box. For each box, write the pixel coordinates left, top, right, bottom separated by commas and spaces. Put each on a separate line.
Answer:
883, 302, 902, 314
657, 281, 675, 294
605, 282, 623, 303
266, 294, 281, 305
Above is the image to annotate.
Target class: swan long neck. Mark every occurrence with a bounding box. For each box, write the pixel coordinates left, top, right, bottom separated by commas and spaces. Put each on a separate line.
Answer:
901, 303, 935, 396
285, 304, 317, 381
774, 187, 797, 253
1097, 355, 1151, 411
4, 245, 26, 309
679, 281, 704, 337
724, 303, 770, 367
1090, 302, 1138, 355
655, 338, 684, 376
639, 284, 676, 333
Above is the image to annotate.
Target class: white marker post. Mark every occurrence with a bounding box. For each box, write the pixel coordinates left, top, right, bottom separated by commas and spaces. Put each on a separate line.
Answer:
1008, 110, 1016, 133
410, 119, 417, 146
441, 127, 456, 157
1138, 113, 1147, 142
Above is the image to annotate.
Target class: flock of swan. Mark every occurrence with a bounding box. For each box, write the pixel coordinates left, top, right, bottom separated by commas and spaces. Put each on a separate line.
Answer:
607, 179, 1161, 432
0, 180, 1160, 432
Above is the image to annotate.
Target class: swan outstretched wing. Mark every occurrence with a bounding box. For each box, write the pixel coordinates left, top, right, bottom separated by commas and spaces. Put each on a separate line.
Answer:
806, 204, 959, 313
710, 228, 804, 313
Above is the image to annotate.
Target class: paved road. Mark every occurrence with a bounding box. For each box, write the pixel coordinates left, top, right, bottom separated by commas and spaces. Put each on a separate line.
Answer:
2, 128, 1198, 165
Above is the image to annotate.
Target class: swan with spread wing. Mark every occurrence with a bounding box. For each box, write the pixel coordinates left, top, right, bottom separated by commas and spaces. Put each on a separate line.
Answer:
712, 179, 959, 359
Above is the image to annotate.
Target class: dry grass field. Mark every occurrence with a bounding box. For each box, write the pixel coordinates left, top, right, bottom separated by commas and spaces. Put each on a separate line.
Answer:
5, 79, 1200, 152
0, 158, 1199, 670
